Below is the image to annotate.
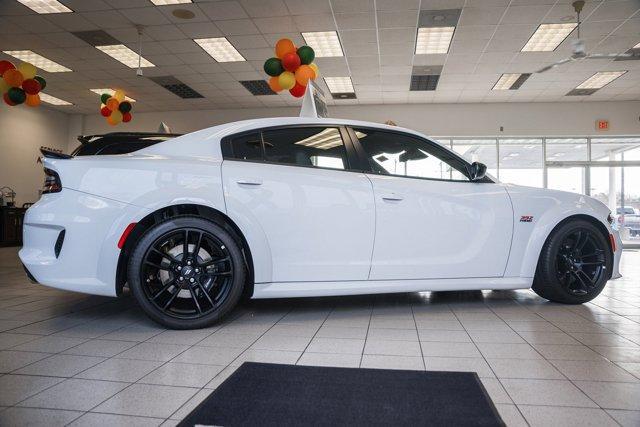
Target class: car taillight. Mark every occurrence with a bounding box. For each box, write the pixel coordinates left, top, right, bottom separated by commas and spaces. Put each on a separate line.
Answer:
42, 168, 62, 194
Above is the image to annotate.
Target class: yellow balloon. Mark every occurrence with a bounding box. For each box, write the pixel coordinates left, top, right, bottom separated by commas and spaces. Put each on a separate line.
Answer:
106, 115, 117, 126
113, 89, 125, 102
278, 71, 296, 90
309, 63, 319, 79
0, 79, 8, 94
111, 110, 123, 124
17, 62, 37, 80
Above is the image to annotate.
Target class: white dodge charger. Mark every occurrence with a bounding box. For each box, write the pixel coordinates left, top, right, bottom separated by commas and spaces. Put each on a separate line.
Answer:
20, 117, 622, 329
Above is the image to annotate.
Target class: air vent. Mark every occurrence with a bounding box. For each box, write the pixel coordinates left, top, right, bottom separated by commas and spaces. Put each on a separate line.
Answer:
71, 30, 121, 46
240, 80, 276, 96
615, 46, 640, 61
331, 92, 356, 99
418, 9, 461, 28
148, 76, 204, 99
566, 88, 598, 96
410, 65, 442, 91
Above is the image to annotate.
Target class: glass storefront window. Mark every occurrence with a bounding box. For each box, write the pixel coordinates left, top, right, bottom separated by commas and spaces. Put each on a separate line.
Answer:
451, 139, 498, 178
591, 137, 640, 162
498, 138, 543, 187
546, 138, 588, 162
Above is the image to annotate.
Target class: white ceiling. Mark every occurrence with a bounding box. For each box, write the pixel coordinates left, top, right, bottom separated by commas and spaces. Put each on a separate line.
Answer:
0, 0, 639, 114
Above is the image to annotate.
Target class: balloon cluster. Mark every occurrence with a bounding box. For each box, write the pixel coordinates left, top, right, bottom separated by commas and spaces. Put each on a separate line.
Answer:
99, 90, 133, 126
0, 60, 47, 108
263, 39, 319, 98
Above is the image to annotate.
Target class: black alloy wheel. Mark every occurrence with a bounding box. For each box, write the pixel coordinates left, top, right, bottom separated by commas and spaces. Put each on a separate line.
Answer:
533, 219, 612, 304
128, 216, 245, 329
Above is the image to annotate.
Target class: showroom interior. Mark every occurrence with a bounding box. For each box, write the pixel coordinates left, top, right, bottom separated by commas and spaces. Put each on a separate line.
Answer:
1, 0, 640, 425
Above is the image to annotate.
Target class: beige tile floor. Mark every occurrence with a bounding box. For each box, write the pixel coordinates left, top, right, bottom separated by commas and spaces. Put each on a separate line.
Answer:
0, 246, 639, 426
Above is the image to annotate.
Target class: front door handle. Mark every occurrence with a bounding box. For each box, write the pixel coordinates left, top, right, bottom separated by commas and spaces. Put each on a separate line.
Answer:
237, 179, 263, 186
381, 193, 403, 201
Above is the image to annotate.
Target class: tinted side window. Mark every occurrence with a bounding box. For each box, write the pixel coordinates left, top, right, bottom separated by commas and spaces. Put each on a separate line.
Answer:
261, 127, 347, 170
230, 132, 263, 161
354, 128, 469, 181
97, 141, 157, 155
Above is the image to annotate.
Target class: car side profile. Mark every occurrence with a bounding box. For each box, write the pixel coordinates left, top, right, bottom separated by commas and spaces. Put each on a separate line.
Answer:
20, 117, 622, 329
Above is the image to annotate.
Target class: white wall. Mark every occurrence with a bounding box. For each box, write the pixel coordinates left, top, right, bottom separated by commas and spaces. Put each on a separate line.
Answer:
0, 104, 71, 206
79, 101, 640, 141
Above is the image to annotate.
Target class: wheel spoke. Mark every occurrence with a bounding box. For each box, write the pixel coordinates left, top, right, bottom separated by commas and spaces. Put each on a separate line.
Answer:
196, 282, 215, 307
152, 279, 175, 300
188, 286, 202, 314
576, 270, 595, 289
151, 248, 179, 264
145, 261, 169, 271
163, 285, 181, 310
200, 256, 230, 267
183, 229, 189, 259
192, 231, 203, 258
580, 261, 604, 266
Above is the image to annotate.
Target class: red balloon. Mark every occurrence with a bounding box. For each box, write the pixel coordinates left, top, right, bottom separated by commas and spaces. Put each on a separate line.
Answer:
100, 106, 111, 117
289, 83, 306, 98
3, 92, 16, 106
281, 52, 301, 72
22, 79, 41, 95
122, 112, 132, 123
0, 60, 15, 77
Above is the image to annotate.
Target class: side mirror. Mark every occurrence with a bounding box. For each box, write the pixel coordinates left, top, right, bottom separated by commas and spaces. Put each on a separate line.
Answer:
467, 162, 487, 181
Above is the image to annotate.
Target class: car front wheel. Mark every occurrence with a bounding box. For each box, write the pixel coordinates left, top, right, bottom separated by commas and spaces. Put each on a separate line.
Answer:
128, 216, 245, 329
532, 219, 612, 304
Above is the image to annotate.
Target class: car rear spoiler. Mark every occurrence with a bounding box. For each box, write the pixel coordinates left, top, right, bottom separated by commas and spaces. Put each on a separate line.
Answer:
40, 147, 72, 159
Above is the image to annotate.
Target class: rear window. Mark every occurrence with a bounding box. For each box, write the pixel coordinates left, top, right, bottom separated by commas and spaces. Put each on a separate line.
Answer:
72, 136, 177, 156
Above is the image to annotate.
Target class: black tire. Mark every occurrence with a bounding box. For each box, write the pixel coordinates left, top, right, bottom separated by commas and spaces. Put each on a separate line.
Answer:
532, 219, 612, 304
128, 216, 245, 329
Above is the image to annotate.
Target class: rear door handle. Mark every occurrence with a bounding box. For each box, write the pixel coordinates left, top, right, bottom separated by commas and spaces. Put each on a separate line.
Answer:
236, 179, 263, 186
381, 193, 403, 201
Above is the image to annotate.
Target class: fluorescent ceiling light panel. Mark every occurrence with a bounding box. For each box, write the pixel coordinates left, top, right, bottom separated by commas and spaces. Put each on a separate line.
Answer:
493, 74, 521, 90
39, 93, 72, 105
150, 0, 191, 4
324, 77, 354, 93
16, 0, 72, 14
522, 23, 577, 52
302, 32, 343, 57
2, 50, 71, 72
96, 45, 155, 68
575, 71, 627, 89
90, 89, 136, 102
415, 26, 455, 54
634, 42, 640, 49
194, 37, 245, 62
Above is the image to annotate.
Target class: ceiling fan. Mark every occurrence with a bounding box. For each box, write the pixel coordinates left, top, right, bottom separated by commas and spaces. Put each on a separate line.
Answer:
536, 0, 631, 73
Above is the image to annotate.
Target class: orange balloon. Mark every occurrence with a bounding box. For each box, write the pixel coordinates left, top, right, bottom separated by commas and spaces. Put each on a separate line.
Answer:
275, 38, 296, 59
295, 65, 315, 86
106, 97, 119, 111
106, 115, 118, 126
3, 69, 24, 87
268, 76, 282, 92
309, 63, 319, 78
25, 93, 40, 107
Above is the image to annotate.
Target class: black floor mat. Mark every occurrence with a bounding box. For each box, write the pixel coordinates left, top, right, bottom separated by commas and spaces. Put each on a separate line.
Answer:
179, 362, 504, 427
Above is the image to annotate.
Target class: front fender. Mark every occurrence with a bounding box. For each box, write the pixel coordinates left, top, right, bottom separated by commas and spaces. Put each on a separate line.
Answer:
503, 185, 611, 279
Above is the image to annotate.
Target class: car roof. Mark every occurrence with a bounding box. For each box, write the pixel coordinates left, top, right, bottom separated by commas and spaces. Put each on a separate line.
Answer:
138, 117, 430, 158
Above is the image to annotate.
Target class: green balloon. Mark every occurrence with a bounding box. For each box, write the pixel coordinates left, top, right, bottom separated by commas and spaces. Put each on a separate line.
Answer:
297, 46, 315, 65
118, 101, 132, 113
34, 75, 46, 91
100, 93, 111, 104
263, 57, 284, 77
8, 87, 26, 104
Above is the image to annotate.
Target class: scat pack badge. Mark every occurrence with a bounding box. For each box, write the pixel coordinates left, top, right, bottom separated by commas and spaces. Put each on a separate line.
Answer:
520, 215, 534, 223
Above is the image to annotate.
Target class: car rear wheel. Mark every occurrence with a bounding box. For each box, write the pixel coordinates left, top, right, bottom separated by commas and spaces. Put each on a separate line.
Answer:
532, 219, 612, 304
128, 216, 245, 329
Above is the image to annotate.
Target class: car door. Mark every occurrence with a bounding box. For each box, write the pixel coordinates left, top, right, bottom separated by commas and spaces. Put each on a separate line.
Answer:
349, 127, 513, 280
221, 126, 375, 283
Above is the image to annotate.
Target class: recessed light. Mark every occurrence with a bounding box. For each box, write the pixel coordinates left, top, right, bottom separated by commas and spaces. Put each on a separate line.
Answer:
415, 27, 455, 54
302, 32, 344, 57
2, 50, 71, 72
96, 45, 155, 68
150, 0, 191, 4
194, 37, 245, 62
492, 73, 531, 90
90, 89, 136, 102
575, 71, 627, 89
324, 77, 354, 93
521, 23, 577, 52
16, 0, 72, 14
39, 93, 72, 105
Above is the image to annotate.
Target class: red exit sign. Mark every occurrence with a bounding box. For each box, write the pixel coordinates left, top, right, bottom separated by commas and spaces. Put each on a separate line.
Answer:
596, 120, 609, 130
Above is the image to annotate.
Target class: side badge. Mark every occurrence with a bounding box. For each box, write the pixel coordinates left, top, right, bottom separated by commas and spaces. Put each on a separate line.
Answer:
520, 215, 533, 223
